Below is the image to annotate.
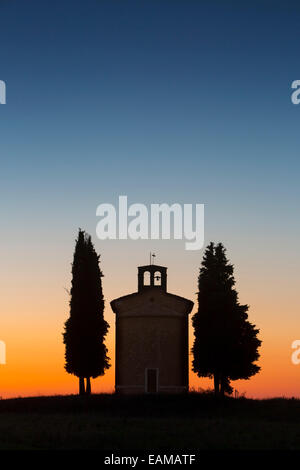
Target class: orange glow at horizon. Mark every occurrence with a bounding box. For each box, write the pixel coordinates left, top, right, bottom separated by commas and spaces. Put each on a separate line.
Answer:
0, 242, 299, 400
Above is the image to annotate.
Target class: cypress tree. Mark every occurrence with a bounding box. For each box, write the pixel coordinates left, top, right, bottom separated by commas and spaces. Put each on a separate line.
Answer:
63, 229, 110, 395
192, 242, 261, 396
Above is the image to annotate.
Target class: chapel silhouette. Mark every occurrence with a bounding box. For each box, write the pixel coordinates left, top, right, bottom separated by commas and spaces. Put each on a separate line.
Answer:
110, 261, 194, 393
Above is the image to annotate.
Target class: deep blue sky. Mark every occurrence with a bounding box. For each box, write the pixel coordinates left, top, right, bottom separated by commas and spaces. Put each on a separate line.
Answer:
0, 0, 299, 280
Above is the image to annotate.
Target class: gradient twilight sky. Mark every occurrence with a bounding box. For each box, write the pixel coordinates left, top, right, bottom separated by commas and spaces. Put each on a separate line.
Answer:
0, 0, 300, 398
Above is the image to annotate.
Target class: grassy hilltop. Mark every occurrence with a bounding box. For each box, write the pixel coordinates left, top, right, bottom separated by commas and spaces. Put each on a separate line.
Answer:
0, 393, 299, 450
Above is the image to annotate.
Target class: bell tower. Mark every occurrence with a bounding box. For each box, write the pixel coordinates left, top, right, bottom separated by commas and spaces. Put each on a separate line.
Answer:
138, 265, 167, 292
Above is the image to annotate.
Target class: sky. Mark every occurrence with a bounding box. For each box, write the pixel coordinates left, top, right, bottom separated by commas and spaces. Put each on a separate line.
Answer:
0, 0, 300, 398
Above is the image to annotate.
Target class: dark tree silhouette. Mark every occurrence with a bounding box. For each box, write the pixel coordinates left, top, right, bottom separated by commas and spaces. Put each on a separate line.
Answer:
192, 242, 261, 397
63, 229, 110, 395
